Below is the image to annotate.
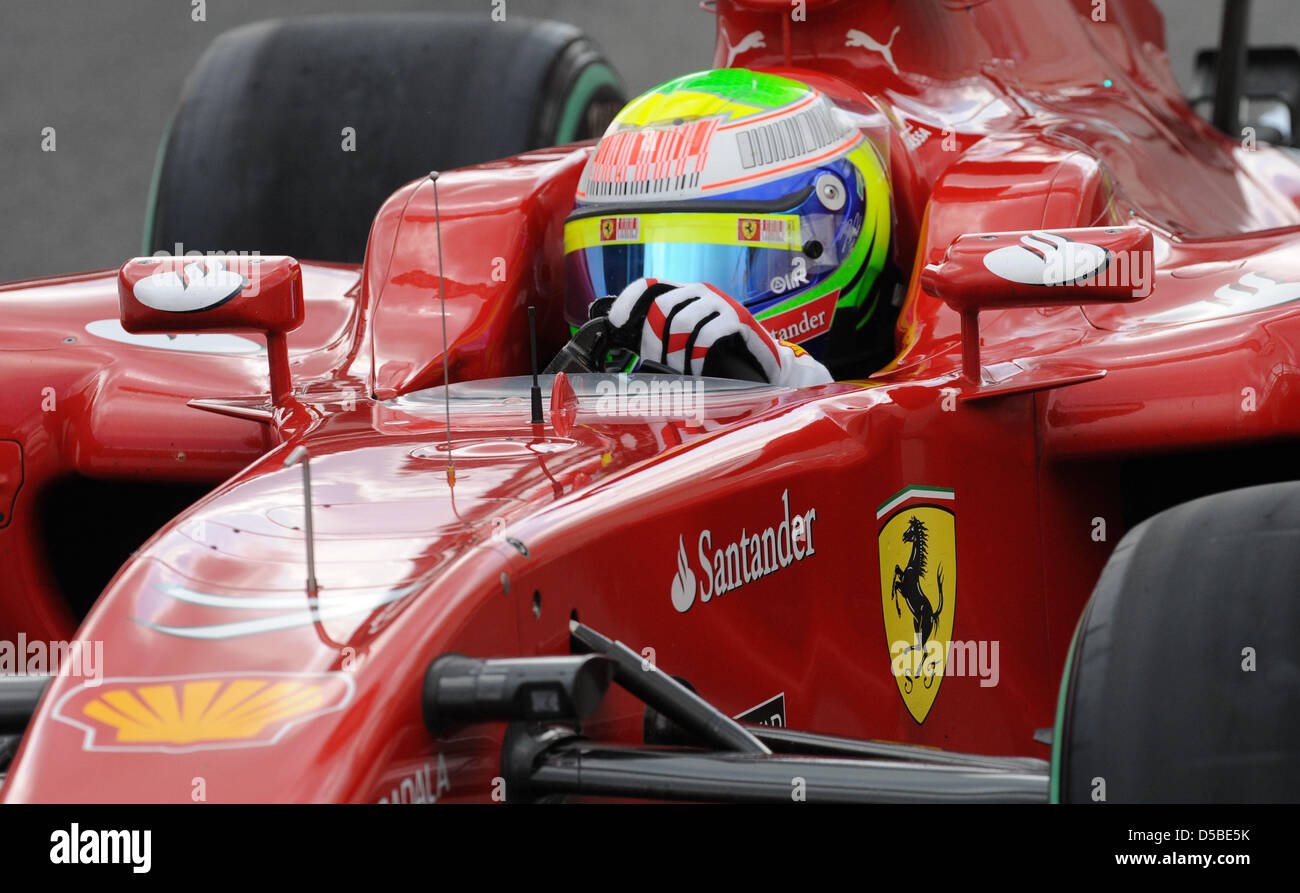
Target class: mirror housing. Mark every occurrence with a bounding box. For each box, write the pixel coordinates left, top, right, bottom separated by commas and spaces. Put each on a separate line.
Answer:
118, 256, 304, 404
920, 226, 1153, 383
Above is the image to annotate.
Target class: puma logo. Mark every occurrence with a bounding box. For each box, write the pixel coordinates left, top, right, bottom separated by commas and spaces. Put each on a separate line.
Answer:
722, 29, 766, 67
845, 26, 901, 75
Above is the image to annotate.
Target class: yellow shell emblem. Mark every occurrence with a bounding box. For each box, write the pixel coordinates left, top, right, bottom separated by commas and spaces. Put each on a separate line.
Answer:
53, 672, 354, 752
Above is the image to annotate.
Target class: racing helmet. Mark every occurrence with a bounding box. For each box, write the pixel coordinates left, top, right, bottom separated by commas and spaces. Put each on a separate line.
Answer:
563, 68, 892, 369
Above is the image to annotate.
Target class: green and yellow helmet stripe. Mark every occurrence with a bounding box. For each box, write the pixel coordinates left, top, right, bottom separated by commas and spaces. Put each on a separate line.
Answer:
612, 69, 812, 129
753, 143, 891, 321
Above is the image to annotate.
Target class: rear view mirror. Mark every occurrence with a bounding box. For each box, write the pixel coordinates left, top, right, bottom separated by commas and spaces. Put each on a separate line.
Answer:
920, 225, 1153, 383
118, 256, 304, 404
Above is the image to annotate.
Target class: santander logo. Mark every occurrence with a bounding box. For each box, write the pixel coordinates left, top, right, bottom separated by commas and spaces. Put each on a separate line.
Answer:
671, 489, 818, 613
760, 291, 838, 345
132, 258, 246, 313
983, 231, 1109, 287
670, 536, 697, 612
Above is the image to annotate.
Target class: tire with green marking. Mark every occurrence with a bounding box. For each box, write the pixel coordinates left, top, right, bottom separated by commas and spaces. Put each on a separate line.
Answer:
1053, 482, 1300, 803
145, 14, 625, 263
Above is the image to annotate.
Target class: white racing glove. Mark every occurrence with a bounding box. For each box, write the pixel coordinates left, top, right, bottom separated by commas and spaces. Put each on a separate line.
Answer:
605, 278, 833, 387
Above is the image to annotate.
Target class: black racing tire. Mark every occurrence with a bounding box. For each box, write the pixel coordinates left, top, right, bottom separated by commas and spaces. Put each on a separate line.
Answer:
1054, 482, 1300, 803
144, 13, 625, 263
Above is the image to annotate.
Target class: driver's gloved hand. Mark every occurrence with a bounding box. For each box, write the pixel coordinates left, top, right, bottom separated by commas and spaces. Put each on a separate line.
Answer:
604, 278, 833, 386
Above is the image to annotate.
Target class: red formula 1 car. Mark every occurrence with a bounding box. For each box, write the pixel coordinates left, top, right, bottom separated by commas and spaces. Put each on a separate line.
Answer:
2, 0, 1299, 804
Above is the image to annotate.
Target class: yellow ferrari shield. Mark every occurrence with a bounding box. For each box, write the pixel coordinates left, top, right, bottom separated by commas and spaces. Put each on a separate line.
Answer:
877, 495, 956, 724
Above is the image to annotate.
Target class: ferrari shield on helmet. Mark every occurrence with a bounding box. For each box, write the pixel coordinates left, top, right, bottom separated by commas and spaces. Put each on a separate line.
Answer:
563, 68, 891, 365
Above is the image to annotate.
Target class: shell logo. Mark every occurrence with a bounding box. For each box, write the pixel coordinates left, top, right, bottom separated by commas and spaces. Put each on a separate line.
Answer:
52, 672, 354, 753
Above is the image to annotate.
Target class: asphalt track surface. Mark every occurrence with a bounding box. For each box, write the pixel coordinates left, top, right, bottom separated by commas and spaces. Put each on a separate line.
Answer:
0, 0, 1292, 284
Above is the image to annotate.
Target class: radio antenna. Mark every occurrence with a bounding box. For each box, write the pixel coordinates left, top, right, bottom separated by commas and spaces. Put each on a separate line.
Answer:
283, 446, 318, 597
529, 306, 544, 425
430, 171, 456, 487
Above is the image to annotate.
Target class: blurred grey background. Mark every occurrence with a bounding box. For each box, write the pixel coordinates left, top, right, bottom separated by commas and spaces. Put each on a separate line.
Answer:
0, 0, 1295, 283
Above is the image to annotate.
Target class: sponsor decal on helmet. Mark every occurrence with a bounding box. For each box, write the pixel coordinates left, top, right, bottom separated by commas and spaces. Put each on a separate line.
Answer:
877, 486, 956, 724
599, 215, 641, 242
583, 120, 722, 199
737, 216, 787, 243
577, 71, 861, 201
733, 99, 846, 172
759, 290, 838, 344
52, 671, 355, 753
671, 489, 817, 613
769, 256, 810, 295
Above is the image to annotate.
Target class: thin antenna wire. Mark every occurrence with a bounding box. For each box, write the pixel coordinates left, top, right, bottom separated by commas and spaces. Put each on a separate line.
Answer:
431, 171, 456, 487
283, 446, 318, 596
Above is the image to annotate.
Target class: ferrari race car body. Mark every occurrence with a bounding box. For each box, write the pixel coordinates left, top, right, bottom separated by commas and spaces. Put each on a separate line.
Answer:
3, 0, 1300, 802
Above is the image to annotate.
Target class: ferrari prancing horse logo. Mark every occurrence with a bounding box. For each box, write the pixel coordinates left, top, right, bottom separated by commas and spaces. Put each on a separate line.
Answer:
599, 216, 640, 242
877, 487, 956, 724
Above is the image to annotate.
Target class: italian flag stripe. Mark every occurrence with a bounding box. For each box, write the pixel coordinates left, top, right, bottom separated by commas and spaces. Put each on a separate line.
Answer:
876, 485, 955, 519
